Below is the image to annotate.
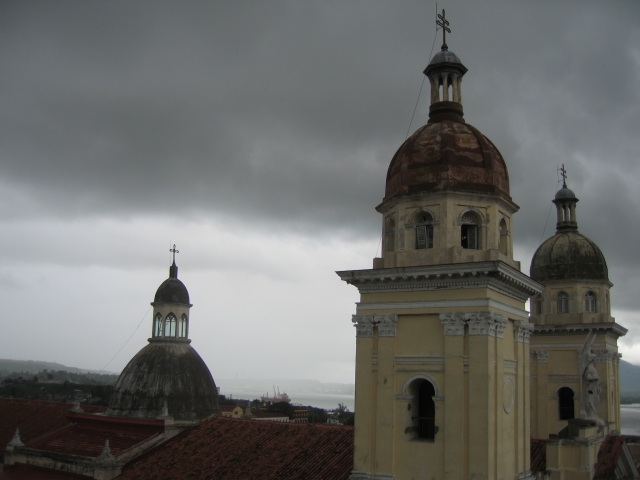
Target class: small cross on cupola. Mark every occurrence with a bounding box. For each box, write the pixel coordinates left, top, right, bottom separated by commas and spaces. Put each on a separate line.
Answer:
559, 164, 568, 188
553, 165, 580, 232
424, 9, 468, 121
169, 244, 179, 279
436, 9, 451, 51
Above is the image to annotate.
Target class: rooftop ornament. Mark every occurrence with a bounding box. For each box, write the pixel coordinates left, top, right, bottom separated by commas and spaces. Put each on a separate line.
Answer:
436, 9, 451, 51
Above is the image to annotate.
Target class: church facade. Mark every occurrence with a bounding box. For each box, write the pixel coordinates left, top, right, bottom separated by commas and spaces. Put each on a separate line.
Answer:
338, 13, 633, 480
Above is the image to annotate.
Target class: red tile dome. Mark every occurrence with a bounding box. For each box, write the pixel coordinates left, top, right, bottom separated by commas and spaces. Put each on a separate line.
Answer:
384, 113, 511, 202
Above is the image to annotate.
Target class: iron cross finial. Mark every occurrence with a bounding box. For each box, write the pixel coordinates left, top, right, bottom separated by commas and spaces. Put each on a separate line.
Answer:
170, 244, 179, 264
436, 9, 451, 51
559, 164, 568, 188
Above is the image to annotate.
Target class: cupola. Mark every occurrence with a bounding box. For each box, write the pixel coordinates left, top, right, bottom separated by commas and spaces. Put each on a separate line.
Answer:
151, 245, 191, 341
531, 171, 608, 283
377, 11, 518, 270
383, 10, 511, 205
106, 246, 220, 420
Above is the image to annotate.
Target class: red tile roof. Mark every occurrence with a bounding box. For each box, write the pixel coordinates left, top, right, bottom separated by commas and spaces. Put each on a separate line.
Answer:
220, 405, 238, 412
530, 438, 547, 472
119, 416, 354, 480
26, 412, 164, 457
0, 398, 106, 461
593, 435, 625, 480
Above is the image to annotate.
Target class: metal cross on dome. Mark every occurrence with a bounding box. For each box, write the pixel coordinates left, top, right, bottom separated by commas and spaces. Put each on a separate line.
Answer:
170, 244, 179, 264
559, 164, 568, 188
436, 9, 451, 51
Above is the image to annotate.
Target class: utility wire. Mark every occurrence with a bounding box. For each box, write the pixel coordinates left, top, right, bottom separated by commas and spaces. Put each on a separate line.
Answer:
99, 306, 151, 373
539, 177, 562, 244
374, 234, 382, 259
377, 5, 440, 259
404, 27, 440, 140
404, 4, 441, 140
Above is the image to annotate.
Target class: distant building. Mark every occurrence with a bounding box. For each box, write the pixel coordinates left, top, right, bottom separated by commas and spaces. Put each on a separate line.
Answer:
220, 404, 244, 418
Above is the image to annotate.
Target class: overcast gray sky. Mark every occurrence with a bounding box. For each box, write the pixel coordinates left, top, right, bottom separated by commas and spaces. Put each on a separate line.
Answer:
1, 1, 639, 384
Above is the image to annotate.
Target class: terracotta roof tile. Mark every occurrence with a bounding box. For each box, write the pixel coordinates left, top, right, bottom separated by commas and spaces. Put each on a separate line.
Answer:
530, 438, 546, 472
0, 398, 106, 461
593, 435, 625, 480
26, 413, 164, 457
120, 416, 354, 480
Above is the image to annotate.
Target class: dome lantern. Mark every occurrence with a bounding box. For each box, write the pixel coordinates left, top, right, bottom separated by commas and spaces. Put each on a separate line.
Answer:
423, 9, 468, 122
531, 177, 608, 283
552, 164, 579, 232
151, 245, 192, 342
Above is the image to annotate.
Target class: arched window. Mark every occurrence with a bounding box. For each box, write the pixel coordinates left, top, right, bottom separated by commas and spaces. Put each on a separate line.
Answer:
606, 293, 610, 313
415, 212, 433, 250
534, 295, 543, 315
153, 313, 163, 337
418, 380, 436, 440
499, 218, 508, 255
557, 291, 569, 313
585, 291, 597, 313
164, 313, 176, 338
178, 314, 188, 338
558, 387, 575, 420
460, 212, 479, 249
385, 217, 395, 252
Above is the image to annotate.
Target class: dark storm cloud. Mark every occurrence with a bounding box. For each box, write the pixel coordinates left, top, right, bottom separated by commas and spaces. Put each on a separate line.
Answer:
2, 1, 640, 296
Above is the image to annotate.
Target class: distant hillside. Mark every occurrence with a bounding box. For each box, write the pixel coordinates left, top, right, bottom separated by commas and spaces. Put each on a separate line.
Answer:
0, 359, 116, 376
620, 360, 640, 394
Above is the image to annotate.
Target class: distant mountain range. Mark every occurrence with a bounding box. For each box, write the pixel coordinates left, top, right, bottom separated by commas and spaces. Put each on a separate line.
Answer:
0, 359, 117, 376
620, 360, 640, 394
2, 358, 638, 395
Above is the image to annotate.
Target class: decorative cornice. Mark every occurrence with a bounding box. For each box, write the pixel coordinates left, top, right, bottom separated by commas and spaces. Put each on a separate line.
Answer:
374, 190, 519, 216
440, 312, 466, 335
466, 311, 508, 337
396, 356, 445, 365
352, 314, 398, 337
532, 323, 628, 340
358, 297, 529, 319
337, 261, 543, 301
515, 321, 534, 343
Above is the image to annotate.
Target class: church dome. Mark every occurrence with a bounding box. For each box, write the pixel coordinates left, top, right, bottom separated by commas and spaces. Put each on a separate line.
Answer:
106, 342, 220, 420
154, 278, 189, 304
153, 260, 190, 304
555, 186, 576, 200
384, 120, 511, 202
530, 231, 608, 283
428, 49, 462, 66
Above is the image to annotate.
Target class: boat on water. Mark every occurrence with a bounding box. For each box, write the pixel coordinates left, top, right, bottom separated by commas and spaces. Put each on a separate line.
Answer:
261, 386, 290, 403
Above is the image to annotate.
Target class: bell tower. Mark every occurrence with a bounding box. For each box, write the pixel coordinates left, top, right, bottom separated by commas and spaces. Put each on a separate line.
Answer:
338, 11, 542, 480
529, 170, 626, 441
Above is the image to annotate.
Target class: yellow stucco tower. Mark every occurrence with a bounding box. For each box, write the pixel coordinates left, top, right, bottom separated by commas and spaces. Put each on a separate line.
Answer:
338, 16, 543, 480
529, 176, 628, 479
